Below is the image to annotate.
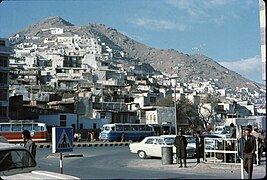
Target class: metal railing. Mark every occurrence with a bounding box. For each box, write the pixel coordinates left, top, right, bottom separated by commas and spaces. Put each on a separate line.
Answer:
203, 138, 260, 165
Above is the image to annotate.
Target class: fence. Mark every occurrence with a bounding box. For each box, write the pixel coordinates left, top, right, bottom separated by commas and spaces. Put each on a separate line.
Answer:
204, 138, 260, 165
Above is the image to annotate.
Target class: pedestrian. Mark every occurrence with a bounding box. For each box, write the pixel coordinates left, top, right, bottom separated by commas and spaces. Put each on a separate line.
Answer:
242, 126, 256, 179
229, 123, 236, 162
196, 131, 204, 163
22, 130, 36, 159
174, 129, 188, 168
121, 132, 125, 142
91, 131, 95, 141
230, 123, 236, 138
87, 131, 91, 142
252, 127, 264, 165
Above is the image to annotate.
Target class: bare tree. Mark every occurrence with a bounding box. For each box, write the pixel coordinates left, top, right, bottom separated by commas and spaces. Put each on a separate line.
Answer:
198, 94, 220, 130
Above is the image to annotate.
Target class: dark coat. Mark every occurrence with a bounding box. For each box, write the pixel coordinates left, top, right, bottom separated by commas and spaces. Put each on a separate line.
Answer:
242, 135, 256, 154
196, 136, 204, 156
174, 135, 187, 158
230, 127, 236, 138
24, 139, 36, 159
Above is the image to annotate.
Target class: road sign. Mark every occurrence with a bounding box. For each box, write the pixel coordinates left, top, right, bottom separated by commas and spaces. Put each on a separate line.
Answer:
52, 127, 73, 153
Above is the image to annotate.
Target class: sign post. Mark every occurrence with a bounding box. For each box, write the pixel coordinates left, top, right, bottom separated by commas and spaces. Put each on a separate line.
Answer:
52, 127, 73, 174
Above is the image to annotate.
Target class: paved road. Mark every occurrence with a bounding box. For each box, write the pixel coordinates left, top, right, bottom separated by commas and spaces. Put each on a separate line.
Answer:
36, 146, 266, 179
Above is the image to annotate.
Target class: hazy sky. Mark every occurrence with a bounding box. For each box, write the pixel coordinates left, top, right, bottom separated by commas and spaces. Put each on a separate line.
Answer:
0, 0, 263, 83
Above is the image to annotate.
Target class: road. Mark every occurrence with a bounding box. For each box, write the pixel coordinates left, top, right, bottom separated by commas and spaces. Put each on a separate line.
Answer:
35, 146, 266, 179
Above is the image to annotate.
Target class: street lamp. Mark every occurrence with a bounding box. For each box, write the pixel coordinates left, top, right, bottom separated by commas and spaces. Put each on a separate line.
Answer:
171, 78, 177, 135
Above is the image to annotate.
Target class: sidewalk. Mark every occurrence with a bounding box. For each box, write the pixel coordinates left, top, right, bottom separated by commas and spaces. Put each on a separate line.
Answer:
127, 156, 266, 179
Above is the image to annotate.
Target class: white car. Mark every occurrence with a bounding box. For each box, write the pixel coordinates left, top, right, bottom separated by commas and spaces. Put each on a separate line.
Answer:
129, 136, 195, 159
0, 143, 79, 179
0, 136, 8, 143
160, 135, 196, 157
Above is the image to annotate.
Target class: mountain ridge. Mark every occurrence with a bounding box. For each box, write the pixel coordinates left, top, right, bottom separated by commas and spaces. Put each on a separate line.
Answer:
8, 16, 264, 91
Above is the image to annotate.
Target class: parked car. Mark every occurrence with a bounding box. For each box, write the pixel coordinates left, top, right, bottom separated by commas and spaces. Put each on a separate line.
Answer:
201, 134, 223, 157
0, 136, 8, 143
214, 126, 225, 134
129, 136, 195, 159
160, 135, 196, 157
0, 143, 79, 179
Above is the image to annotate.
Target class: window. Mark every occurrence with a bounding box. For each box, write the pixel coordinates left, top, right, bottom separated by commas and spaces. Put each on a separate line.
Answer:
164, 138, 174, 145
60, 115, 67, 126
60, 115, 67, 120
0, 40, 5, 47
157, 138, 165, 145
0, 107, 7, 118
80, 124, 83, 130
123, 125, 131, 131
145, 125, 152, 131
93, 123, 97, 129
115, 125, 123, 131
100, 113, 106, 119
0, 56, 8, 67
0, 72, 8, 85
0, 149, 36, 171
0, 88, 8, 101
0, 124, 10, 132
12, 125, 21, 132
104, 126, 110, 131
22, 124, 32, 131
33, 124, 39, 131
145, 138, 154, 144
131, 125, 137, 131
138, 125, 146, 131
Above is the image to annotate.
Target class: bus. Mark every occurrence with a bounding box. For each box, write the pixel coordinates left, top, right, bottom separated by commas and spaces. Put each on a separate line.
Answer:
149, 124, 175, 136
99, 123, 155, 142
0, 122, 48, 142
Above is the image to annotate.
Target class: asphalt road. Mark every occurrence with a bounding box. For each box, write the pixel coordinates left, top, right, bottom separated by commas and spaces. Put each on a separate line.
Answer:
35, 146, 266, 179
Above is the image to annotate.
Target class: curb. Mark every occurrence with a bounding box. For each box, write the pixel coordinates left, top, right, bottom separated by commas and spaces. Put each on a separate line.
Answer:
47, 153, 84, 158
36, 142, 130, 148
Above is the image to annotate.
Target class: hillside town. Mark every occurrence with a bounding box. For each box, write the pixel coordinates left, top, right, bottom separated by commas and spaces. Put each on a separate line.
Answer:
0, 26, 266, 138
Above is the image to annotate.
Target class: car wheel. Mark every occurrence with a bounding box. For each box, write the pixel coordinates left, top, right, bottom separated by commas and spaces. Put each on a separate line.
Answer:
138, 150, 147, 159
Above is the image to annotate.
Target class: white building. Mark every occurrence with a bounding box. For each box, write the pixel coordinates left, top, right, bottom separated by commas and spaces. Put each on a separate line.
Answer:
142, 106, 175, 125
0, 38, 14, 122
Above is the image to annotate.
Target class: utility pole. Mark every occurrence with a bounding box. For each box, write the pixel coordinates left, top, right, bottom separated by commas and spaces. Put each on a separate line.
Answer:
171, 77, 177, 135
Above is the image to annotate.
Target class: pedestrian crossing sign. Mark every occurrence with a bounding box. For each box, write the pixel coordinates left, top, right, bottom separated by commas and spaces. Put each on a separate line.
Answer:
52, 127, 73, 153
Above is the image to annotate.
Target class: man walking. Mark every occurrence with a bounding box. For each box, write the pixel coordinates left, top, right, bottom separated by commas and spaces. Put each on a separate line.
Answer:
174, 129, 188, 168
22, 130, 36, 159
242, 126, 256, 179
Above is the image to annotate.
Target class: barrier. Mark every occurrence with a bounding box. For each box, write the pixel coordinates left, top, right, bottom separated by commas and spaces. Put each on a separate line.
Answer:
204, 138, 259, 165
35, 142, 130, 148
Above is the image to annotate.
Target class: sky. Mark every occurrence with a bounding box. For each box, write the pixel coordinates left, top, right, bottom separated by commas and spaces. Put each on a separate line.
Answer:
0, 0, 264, 83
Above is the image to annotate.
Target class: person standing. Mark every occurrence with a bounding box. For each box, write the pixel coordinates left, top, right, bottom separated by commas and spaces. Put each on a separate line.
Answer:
87, 131, 91, 142
22, 130, 36, 159
229, 123, 236, 162
252, 127, 264, 165
174, 129, 188, 168
121, 132, 125, 142
196, 131, 204, 163
230, 123, 236, 138
242, 126, 256, 179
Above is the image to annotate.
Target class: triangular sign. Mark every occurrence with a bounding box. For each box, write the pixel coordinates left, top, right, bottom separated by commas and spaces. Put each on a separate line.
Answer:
57, 129, 71, 149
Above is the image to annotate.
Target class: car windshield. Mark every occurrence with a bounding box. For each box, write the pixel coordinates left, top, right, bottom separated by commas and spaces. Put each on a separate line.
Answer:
163, 137, 174, 145
0, 149, 36, 171
186, 137, 196, 143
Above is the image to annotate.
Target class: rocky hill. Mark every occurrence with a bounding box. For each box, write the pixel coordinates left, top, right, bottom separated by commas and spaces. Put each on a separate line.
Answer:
8, 16, 264, 91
